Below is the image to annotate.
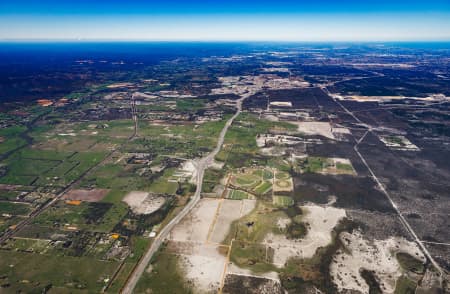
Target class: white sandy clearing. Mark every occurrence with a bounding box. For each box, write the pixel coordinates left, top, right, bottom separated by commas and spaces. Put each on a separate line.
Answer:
241, 199, 257, 216
270, 101, 292, 107
168, 198, 256, 293
210, 199, 256, 244
227, 262, 279, 281
330, 231, 425, 294
122, 191, 165, 215
295, 122, 335, 140
209, 160, 225, 170
262, 114, 280, 122
277, 217, 291, 230
175, 242, 226, 293
379, 136, 420, 151
171, 160, 197, 184
259, 146, 286, 157
263, 205, 346, 266
332, 127, 351, 135
331, 158, 352, 165
256, 134, 303, 148
170, 198, 220, 243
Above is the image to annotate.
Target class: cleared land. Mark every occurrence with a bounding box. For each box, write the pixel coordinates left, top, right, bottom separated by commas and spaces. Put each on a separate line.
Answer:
330, 231, 426, 293
264, 205, 346, 266
122, 191, 166, 215
62, 188, 110, 202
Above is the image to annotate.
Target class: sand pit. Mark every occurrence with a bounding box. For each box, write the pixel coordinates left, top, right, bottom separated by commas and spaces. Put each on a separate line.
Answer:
226, 263, 279, 281
177, 243, 227, 293
295, 122, 335, 139
167, 198, 257, 293
330, 231, 425, 293
263, 205, 346, 266
210, 199, 256, 244
122, 191, 166, 215
171, 160, 198, 184
170, 198, 220, 243
241, 199, 257, 216
62, 189, 109, 202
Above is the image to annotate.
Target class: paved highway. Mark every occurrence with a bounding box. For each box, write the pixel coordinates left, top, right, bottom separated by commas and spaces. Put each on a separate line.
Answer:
121, 94, 248, 294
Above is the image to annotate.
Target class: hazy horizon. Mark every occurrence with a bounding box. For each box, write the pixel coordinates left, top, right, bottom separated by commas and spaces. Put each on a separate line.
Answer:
1, 0, 450, 41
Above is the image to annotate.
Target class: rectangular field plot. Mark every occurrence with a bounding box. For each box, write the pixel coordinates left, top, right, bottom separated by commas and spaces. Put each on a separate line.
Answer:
0, 250, 120, 293
79, 158, 166, 192
0, 238, 53, 254
272, 195, 294, 207
297, 157, 356, 175
0, 201, 32, 216
379, 135, 420, 151
62, 188, 110, 202
0, 190, 23, 201
31, 200, 125, 233
227, 189, 252, 200
0, 148, 106, 187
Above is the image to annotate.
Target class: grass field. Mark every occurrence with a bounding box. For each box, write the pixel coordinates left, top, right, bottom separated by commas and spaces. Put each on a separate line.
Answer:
230, 168, 274, 196
0, 126, 27, 155
105, 262, 136, 293
148, 168, 179, 195
129, 118, 228, 158
202, 168, 226, 193
394, 275, 416, 294
254, 181, 272, 195
230, 241, 277, 273
300, 157, 329, 173
0, 190, 22, 201
135, 250, 192, 294
32, 200, 123, 233
219, 113, 296, 168
298, 157, 355, 175
176, 98, 206, 112
275, 171, 290, 180
336, 162, 354, 172
228, 189, 250, 200
1, 238, 52, 254
0, 148, 106, 187
126, 236, 152, 263
396, 252, 425, 274
0, 201, 32, 216
80, 162, 152, 191
224, 202, 285, 245
0, 250, 119, 292
273, 196, 294, 207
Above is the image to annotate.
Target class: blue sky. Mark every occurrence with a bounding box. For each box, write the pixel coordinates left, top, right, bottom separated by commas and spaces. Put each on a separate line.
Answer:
1, 0, 450, 41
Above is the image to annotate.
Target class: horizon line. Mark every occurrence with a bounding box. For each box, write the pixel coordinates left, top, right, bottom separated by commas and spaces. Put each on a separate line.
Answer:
2, 38, 450, 43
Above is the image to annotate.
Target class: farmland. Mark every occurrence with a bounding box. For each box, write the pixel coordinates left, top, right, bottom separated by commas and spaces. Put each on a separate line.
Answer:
0, 42, 449, 293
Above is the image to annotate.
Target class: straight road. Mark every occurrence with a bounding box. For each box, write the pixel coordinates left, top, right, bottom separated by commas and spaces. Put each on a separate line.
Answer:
322, 87, 444, 281
121, 94, 248, 294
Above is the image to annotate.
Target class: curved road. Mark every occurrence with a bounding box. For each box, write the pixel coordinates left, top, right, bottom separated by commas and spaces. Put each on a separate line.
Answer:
121, 94, 249, 294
